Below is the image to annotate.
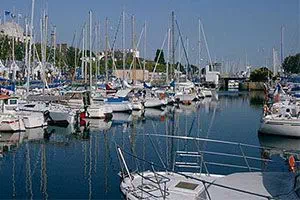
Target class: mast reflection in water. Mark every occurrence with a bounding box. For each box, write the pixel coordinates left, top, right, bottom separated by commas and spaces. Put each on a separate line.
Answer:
0, 91, 291, 199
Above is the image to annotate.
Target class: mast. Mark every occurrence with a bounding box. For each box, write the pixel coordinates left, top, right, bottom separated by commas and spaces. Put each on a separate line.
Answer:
105, 17, 108, 83
95, 22, 98, 82
52, 26, 56, 68
272, 48, 276, 76
280, 25, 284, 64
171, 11, 175, 81
27, 0, 35, 94
84, 24, 88, 84
25, 20, 29, 87
198, 18, 201, 81
81, 25, 85, 81
186, 37, 189, 81
166, 28, 171, 83
74, 31, 77, 80
143, 21, 146, 82
132, 15, 136, 85
177, 35, 181, 80
89, 10, 92, 89
122, 10, 126, 82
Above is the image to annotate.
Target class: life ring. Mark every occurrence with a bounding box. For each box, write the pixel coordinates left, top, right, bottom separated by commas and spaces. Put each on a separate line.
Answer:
289, 155, 296, 172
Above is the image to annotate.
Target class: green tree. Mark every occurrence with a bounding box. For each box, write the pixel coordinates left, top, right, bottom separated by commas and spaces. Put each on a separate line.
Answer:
154, 49, 165, 65
282, 53, 300, 74
249, 67, 272, 82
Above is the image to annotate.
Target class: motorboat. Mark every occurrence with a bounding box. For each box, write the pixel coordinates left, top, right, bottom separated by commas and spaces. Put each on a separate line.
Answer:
259, 114, 300, 137
259, 99, 300, 137
120, 170, 298, 200
117, 134, 300, 200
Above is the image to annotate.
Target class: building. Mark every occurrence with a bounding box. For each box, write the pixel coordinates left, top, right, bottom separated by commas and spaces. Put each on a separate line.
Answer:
114, 69, 149, 81
0, 22, 24, 42
205, 65, 220, 86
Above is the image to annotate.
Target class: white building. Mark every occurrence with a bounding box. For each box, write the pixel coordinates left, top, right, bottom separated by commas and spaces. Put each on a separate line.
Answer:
0, 22, 24, 42
205, 65, 220, 85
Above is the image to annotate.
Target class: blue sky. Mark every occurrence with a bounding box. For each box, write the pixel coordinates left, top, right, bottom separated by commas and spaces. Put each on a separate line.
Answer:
1, 0, 299, 68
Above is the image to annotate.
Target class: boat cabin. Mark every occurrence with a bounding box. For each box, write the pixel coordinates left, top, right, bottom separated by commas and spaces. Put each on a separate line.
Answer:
0, 95, 18, 113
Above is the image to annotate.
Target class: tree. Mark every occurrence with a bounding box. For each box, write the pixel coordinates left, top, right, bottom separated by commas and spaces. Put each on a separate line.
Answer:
282, 53, 300, 74
249, 67, 272, 82
154, 49, 165, 65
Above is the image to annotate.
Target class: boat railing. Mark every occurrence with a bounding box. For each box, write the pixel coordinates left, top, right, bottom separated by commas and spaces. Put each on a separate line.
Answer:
117, 147, 170, 199
144, 134, 287, 175
116, 145, 274, 200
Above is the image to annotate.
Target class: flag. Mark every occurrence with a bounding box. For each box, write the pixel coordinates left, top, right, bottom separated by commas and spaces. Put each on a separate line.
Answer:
273, 83, 281, 102
4, 11, 10, 16
11, 13, 16, 19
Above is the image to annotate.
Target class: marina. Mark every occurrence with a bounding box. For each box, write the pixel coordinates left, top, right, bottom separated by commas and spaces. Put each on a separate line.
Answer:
0, 0, 300, 199
1, 92, 300, 199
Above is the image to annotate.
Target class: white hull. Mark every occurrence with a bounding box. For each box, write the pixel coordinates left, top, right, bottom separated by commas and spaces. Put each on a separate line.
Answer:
26, 127, 45, 141
132, 102, 143, 110
85, 119, 112, 131
112, 113, 132, 124
85, 105, 112, 119
0, 117, 25, 132
202, 90, 212, 97
49, 110, 75, 125
259, 118, 300, 137
121, 172, 222, 200
105, 102, 132, 112
21, 112, 47, 129
174, 94, 196, 102
144, 98, 166, 108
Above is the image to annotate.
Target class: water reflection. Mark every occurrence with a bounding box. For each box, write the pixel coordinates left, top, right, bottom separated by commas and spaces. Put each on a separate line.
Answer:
0, 92, 279, 199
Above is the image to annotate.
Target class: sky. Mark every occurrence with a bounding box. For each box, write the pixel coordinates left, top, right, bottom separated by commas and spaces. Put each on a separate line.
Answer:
1, 0, 300, 69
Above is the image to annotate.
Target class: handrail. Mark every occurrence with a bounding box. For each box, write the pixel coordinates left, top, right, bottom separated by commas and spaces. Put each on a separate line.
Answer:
118, 146, 274, 199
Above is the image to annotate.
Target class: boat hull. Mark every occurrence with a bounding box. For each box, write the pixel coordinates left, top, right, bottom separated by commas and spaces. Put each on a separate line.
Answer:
144, 99, 166, 109
259, 119, 300, 137
22, 113, 47, 129
0, 119, 25, 132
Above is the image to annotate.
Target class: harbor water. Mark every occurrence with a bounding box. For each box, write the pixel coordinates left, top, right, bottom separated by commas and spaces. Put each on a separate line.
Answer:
0, 91, 294, 199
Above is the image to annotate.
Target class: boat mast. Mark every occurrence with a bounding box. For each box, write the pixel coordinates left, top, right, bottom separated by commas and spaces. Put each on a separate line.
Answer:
143, 21, 146, 82
84, 24, 88, 84
95, 22, 98, 82
12, 26, 15, 82
52, 26, 56, 68
81, 25, 85, 81
74, 31, 77, 81
171, 11, 175, 81
27, 0, 35, 94
105, 17, 108, 83
280, 25, 284, 64
25, 20, 29, 89
89, 10, 92, 89
132, 15, 136, 86
166, 28, 170, 83
98, 20, 101, 80
122, 10, 126, 82
198, 18, 201, 82
186, 37, 189, 81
